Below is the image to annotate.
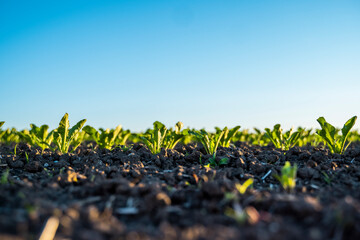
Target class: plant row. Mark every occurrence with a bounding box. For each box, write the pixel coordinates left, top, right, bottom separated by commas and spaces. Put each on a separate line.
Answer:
0, 114, 358, 155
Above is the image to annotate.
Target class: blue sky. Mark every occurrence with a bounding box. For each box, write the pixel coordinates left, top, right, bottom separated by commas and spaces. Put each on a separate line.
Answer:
1, 0, 359, 131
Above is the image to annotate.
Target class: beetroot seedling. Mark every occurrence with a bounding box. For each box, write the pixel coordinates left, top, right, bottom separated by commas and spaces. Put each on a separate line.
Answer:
189, 129, 224, 155
216, 126, 241, 148
316, 116, 357, 154
141, 121, 187, 154
83, 125, 122, 150
274, 161, 297, 193
52, 113, 86, 154
265, 124, 302, 151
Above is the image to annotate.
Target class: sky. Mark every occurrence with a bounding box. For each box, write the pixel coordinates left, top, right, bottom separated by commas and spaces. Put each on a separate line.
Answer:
1, 0, 360, 132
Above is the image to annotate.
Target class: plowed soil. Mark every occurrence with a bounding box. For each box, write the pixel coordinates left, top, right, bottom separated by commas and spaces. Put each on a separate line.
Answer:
1, 142, 360, 240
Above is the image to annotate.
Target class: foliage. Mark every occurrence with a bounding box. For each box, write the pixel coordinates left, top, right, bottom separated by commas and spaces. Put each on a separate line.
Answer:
264, 124, 303, 151
140, 121, 187, 154
52, 113, 87, 154
83, 125, 122, 150
206, 156, 229, 167
115, 129, 132, 146
19, 124, 53, 153
216, 126, 241, 148
316, 116, 357, 154
235, 178, 254, 194
274, 161, 297, 193
0, 128, 20, 143
1, 169, 10, 184
189, 129, 224, 155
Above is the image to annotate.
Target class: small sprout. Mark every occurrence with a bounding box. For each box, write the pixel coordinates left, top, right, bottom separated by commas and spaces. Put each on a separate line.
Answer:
316, 116, 357, 154
265, 124, 303, 151
208, 155, 229, 167
1, 169, 10, 184
25, 152, 29, 163
189, 129, 224, 155
322, 171, 331, 184
83, 125, 122, 150
217, 126, 241, 148
225, 203, 260, 225
19, 124, 53, 154
141, 121, 187, 154
52, 113, 87, 154
235, 178, 254, 195
13, 144, 18, 156
274, 161, 297, 193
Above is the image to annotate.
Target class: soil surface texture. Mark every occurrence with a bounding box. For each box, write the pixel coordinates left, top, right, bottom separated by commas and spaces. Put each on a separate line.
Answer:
1, 142, 360, 240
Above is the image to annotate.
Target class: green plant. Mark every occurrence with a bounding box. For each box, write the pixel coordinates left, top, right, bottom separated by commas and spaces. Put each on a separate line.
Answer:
0, 121, 5, 142
189, 129, 224, 156
216, 126, 241, 148
19, 124, 53, 153
235, 178, 254, 194
207, 156, 229, 167
0, 128, 20, 143
1, 169, 10, 184
264, 124, 302, 151
316, 116, 357, 154
322, 171, 331, 184
141, 121, 187, 154
25, 152, 29, 163
115, 129, 132, 146
83, 125, 122, 150
163, 122, 188, 150
274, 161, 297, 193
52, 113, 86, 154
13, 144, 18, 156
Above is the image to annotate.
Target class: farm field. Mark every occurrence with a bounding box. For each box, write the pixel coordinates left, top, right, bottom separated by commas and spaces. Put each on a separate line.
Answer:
0, 115, 360, 240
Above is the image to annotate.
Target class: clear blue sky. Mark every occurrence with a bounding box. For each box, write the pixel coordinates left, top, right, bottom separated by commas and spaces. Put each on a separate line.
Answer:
1, 0, 359, 131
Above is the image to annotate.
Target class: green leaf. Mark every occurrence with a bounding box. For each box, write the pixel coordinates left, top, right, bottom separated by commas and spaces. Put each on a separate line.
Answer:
219, 157, 229, 165
340, 116, 357, 153
68, 119, 86, 142
235, 178, 254, 194
83, 125, 98, 136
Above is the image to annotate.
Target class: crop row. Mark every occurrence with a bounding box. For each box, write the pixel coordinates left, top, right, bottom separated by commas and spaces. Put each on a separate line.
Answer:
0, 114, 358, 155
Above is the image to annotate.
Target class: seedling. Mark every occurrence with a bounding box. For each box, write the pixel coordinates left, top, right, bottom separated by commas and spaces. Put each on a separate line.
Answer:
83, 125, 122, 150
225, 203, 259, 225
163, 121, 188, 150
25, 152, 29, 163
216, 126, 241, 148
265, 124, 302, 151
316, 116, 357, 154
13, 144, 18, 156
52, 113, 86, 154
0, 128, 20, 143
0, 121, 5, 142
322, 171, 331, 184
115, 129, 132, 146
208, 155, 229, 167
189, 129, 224, 155
19, 124, 53, 153
251, 128, 267, 146
1, 169, 10, 184
274, 161, 297, 193
235, 178, 254, 195
141, 121, 187, 154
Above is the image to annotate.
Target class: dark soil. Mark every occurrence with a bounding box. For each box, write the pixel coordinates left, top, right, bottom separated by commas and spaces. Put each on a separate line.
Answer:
1, 142, 360, 240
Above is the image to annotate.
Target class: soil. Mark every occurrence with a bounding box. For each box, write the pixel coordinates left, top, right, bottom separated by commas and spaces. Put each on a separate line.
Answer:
1, 141, 360, 240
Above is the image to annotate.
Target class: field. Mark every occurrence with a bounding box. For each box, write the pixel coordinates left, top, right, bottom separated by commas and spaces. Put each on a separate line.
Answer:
0, 115, 360, 240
